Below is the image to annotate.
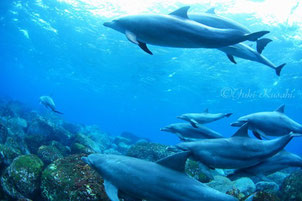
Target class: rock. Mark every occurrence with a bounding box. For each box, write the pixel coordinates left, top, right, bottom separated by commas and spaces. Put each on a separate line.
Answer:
0, 144, 21, 166
185, 159, 212, 183
256, 181, 279, 194
267, 172, 288, 186
61, 122, 81, 135
253, 191, 280, 201
41, 154, 110, 201
0, 123, 8, 144
114, 136, 131, 145
80, 125, 112, 151
116, 142, 130, 154
1, 155, 44, 199
49, 141, 70, 156
103, 148, 121, 155
72, 134, 106, 153
6, 117, 27, 136
120, 132, 148, 144
126, 142, 174, 161
279, 170, 302, 201
5, 136, 29, 154
232, 177, 255, 196
37, 145, 63, 165
71, 143, 94, 155
206, 175, 233, 193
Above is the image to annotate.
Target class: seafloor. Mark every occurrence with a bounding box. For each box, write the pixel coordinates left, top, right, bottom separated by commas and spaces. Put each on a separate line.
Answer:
0, 99, 301, 201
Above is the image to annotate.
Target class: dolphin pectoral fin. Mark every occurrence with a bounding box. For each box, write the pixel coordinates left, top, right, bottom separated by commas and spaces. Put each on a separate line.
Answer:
125, 31, 138, 44
275, 104, 285, 113
206, 7, 216, 14
226, 54, 237, 64
190, 120, 198, 128
104, 180, 119, 201
245, 31, 270, 42
138, 41, 153, 55
256, 38, 272, 54
169, 6, 190, 18
253, 131, 262, 140
156, 151, 191, 173
275, 63, 286, 76
232, 123, 249, 137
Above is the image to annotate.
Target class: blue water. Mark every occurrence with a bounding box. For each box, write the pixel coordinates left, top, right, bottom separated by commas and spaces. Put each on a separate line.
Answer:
1, 0, 302, 154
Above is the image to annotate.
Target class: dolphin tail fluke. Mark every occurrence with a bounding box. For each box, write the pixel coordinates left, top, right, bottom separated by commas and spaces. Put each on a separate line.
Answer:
245, 31, 270, 42
275, 63, 286, 76
53, 109, 63, 115
256, 38, 272, 54
290, 132, 302, 137
225, 113, 232, 118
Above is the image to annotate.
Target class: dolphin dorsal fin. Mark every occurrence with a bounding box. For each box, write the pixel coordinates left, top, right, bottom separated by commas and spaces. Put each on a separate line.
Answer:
156, 151, 190, 172
204, 108, 209, 113
232, 123, 249, 137
169, 6, 190, 19
206, 7, 216, 14
275, 104, 285, 113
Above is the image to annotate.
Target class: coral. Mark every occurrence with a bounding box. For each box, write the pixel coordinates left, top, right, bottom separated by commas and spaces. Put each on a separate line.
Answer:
126, 141, 174, 161
37, 145, 63, 165
279, 170, 302, 201
41, 154, 109, 201
1, 155, 44, 199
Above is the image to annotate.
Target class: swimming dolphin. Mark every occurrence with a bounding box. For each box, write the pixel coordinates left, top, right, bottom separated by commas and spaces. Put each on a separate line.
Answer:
103, 6, 269, 55
177, 109, 232, 128
189, 8, 272, 54
82, 152, 238, 201
231, 105, 302, 139
170, 123, 298, 169
189, 12, 285, 76
160, 122, 223, 141
39, 96, 63, 114
228, 150, 302, 180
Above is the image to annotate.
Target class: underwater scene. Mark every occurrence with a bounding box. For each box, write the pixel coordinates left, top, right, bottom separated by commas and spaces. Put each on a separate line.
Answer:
1, 0, 302, 200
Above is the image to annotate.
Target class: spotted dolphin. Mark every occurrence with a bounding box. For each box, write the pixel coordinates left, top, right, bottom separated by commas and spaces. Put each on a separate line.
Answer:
103, 6, 269, 55
170, 123, 298, 169
177, 108, 232, 128
82, 152, 238, 201
228, 150, 302, 180
160, 122, 223, 141
189, 11, 285, 76
231, 105, 302, 139
39, 96, 63, 114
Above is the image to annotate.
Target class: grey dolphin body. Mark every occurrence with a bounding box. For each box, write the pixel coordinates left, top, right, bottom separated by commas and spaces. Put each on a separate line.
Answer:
171, 124, 296, 169
189, 13, 285, 76
231, 105, 302, 139
228, 150, 302, 180
103, 7, 269, 55
39, 96, 63, 114
177, 109, 232, 127
82, 152, 238, 201
160, 122, 223, 141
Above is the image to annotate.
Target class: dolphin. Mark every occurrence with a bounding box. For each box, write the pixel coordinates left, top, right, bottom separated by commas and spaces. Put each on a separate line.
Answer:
39, 96, 63, 114
189, 12, 285, 76
228, 150, 302, 180
82, 152, 238, 201
231, 104, 302, 139
177, 108, 232, 128
103, 6, 269, 55
189, 8, 272, 54
160, 122, 223, 141
170, 123, 298, 169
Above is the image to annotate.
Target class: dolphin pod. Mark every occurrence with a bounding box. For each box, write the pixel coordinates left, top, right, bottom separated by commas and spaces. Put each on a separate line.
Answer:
82, 152, 239, 201
228, 150, 302, 181
103, 6, 269, 55
170, 123, 298, 169
160, 122, 223, 141
177, 108, 232, 128
39, 96, 63, 114
231, 104, 302, 139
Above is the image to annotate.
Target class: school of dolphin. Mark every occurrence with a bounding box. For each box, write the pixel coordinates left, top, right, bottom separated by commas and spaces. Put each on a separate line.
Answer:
48, 6, 297, 201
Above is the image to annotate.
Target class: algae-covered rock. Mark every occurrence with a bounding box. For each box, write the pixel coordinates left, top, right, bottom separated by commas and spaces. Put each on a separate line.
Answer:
1, 155, 44, 199
0, 124, 8, 144
267, 171, 288, 186
37, 145, 63, 165
49, 141, 70, 156
0, 144, 21, 166
253, 191, 280, 201
207, 175, 233, 193
232, 177, 255, 196
256, 181, 279, 194
72, 134, 105, 153
126, 142, 174, 161
71, 143, 94, 155
185, 159, 212, 183
279, 170, 302, 201
41, 154, 109, 201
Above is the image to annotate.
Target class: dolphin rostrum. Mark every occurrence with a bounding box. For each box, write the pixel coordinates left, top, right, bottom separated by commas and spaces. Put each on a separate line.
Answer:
82, 152, 238, 201
228, 150, 302, 181
231, 104, 302, 139
103, 6, 269, 55
189, 12, 285, 76
170, 123, 298, 169
177, 108, 232, 128
160, 122, 223, 141
39, 96, 63, 114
